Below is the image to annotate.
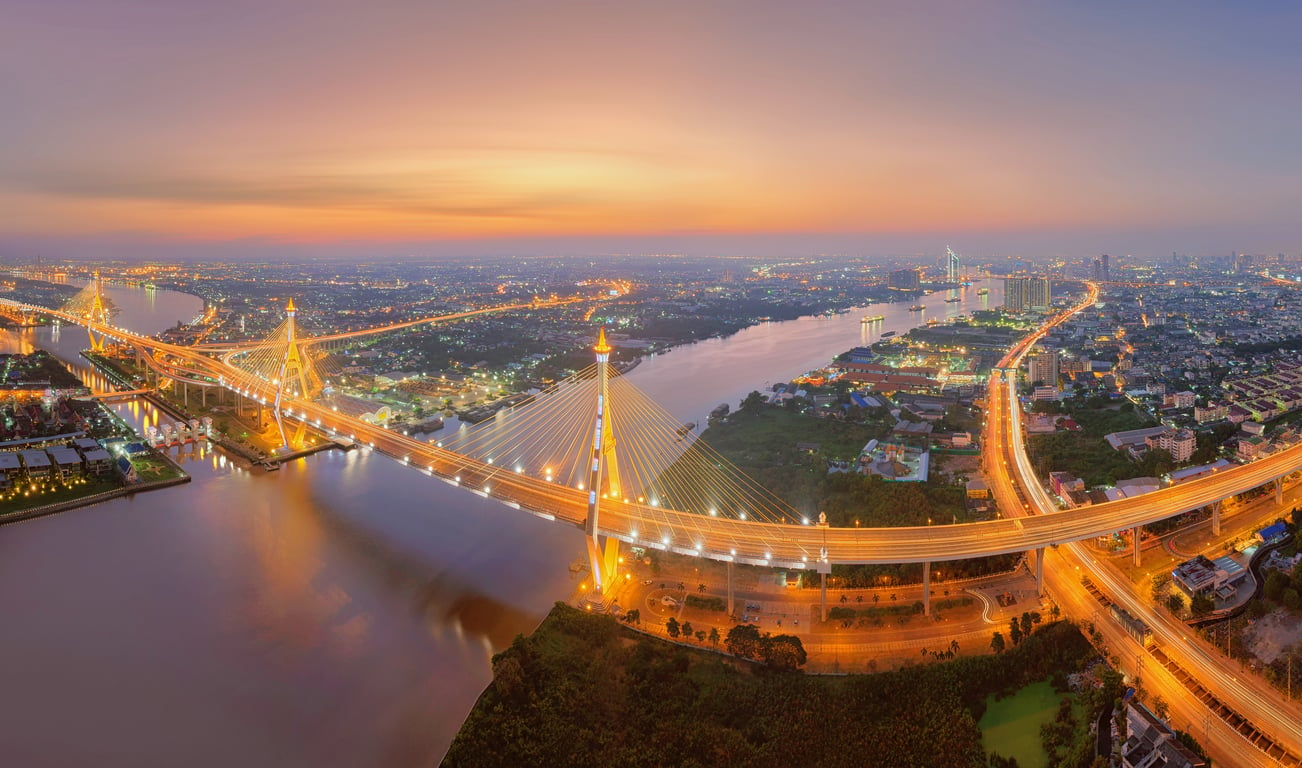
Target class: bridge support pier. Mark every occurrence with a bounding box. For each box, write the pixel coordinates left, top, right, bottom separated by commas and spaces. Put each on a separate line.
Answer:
1211, 500, 1222, 537
922, 561, 931, 617
1034, 547, 1045, 596
585, 535, 620, 596
182, 381, 188, 407
817, 561, 832, 623
1132, 526, 1142, 567
726, 560, 734, 617
201, 386, 207, 408
1276, 477, 1283, 505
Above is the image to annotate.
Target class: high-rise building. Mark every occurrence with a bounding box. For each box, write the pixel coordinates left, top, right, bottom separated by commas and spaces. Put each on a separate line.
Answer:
888, 268, 921, 291
1100, 253, 1110, 282
1028, 349, 1060, 389
1004, 276, 1051, 311
946, 247, 960, 283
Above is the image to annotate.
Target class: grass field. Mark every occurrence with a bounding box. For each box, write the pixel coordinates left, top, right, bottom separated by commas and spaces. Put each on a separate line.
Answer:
979, 679, 1060, 768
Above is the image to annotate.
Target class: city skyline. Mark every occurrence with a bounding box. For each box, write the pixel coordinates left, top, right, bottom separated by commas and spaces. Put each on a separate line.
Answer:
5, 1, 1302, 260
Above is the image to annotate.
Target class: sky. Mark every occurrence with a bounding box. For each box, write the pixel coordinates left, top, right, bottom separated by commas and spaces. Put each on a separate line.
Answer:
3, 0, 1302, 261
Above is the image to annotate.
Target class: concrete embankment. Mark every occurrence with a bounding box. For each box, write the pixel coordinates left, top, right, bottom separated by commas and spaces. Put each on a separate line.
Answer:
0, 474, 191, 527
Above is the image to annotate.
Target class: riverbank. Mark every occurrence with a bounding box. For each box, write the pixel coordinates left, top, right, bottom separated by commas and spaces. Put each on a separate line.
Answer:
443, 603, 1098, 768
0, 473, 190, 527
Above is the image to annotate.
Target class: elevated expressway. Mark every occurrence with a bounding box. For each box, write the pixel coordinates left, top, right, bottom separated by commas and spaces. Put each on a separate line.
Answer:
8, 292, 1301, 573
984, 290, 1302, 765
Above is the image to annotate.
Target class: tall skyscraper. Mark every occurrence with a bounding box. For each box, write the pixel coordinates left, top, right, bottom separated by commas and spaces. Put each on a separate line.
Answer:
1100, 253, 1110, 282
946, 247, 960, 283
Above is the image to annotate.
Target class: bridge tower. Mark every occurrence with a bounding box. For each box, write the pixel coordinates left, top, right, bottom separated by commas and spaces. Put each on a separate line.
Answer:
273, 298, 314, 449
584, 328, 622, 595
86, 271, 111, 352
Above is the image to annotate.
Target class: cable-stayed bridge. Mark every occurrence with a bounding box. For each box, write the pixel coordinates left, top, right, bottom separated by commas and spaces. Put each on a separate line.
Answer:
4, 288, 1302, 603
13, 277, 1302, 766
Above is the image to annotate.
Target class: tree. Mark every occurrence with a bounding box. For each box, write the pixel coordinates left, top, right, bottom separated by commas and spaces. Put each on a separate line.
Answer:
666, 617, 680, 638
991, 632, 1006, 654
1166, 593, 1185, 614
725, 623, 763, 659
1190, 593, 1214, 617
740, 390, 766, 415
1284, 588, 1301, 611
622, 609, 641, 625
680, 621, 693, 639
1020, 612, 1033, 637
1151, 695, 1170, 722
762, 634, 807, 671
1265, 570, 1289, 602
1009, 618, 1023, 647
708, 627, 720, 648
695, 630, 706, 643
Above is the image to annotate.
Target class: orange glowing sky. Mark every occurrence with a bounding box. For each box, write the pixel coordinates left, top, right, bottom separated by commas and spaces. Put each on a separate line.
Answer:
4, 1, 1302, 257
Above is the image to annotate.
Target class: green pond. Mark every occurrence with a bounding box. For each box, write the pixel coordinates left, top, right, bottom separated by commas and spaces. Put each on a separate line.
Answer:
979, 679, 1061, 768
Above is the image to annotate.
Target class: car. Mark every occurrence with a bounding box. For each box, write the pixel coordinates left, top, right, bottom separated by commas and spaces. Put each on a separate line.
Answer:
660, 596, 678, 607
642, 579, 653, 585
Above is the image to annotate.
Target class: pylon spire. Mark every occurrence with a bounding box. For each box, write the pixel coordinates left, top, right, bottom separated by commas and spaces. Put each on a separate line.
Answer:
87, 270, 109, 352
583, 326, 621, 596
269, 298, 316, 450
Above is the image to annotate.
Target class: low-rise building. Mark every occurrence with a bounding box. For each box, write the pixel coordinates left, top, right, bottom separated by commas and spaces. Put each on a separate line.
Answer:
1237, 435, 1266, 460
1194, 402, 1227, 423
1171, 554, 1248, 598
1049, 471, 1084, 497
0, 452, 21, 490
1146, 428, 1196, 463
19, 449, 51, 481
46, 446, 82, 481
1122, 702, 1207, 768
82, 447, 113, 477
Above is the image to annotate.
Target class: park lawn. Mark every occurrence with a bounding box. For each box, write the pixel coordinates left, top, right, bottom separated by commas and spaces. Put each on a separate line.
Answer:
979, 679, 1060, 768
131, 456, 185, 483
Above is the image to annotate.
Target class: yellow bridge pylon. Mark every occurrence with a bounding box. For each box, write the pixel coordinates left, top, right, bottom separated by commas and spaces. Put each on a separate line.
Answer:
584, 327, 622, 595
86, 271, 111, 352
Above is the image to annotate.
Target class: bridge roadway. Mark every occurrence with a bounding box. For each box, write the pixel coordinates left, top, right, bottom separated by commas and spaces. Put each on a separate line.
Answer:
194, 294, 595, 353
10, 295, 1302, 575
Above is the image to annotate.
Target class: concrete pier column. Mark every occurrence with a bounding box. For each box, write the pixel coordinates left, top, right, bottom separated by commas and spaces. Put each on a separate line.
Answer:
820, 570, 828, 623
1035, 547, 1045, 596
1132, 526, 1142, 567
201, 386, 207, 408
922, 561, 931, 616
1212, 500, 1222, 537
1276, 477, 1284, 505
182, 381, 188, 407
726, 560, 734, 617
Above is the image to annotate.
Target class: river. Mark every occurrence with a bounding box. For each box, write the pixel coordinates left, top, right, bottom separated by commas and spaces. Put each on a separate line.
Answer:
0, 276, 1000, 767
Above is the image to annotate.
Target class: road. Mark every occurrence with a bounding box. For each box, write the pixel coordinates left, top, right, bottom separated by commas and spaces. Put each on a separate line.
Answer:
978, 287, 1302, 766
8, 292, 1302, 572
